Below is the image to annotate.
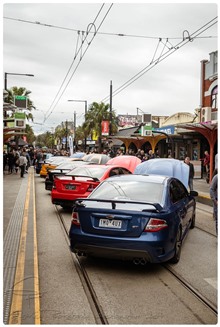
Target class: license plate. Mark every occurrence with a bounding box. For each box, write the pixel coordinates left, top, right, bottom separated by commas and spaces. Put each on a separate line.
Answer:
99, 219, 122, 229
65, 184, 76, 190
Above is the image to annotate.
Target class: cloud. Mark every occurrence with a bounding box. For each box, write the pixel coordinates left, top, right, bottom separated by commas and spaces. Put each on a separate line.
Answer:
3, 2, 217, 134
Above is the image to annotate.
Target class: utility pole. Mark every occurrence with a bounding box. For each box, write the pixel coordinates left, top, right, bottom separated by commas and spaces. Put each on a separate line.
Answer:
109, 80, 112, 136
73, 111, 76, 151
65, 120, 68, 151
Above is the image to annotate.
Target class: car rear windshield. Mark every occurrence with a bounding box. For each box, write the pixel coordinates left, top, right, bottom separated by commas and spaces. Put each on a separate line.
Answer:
90, 180, 164, 204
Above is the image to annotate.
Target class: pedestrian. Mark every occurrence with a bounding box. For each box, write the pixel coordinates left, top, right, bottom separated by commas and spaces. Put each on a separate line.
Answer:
213, 153, 218, 176
7, 150, 15, 174
17, 152, 27, 178
210, 174, 218, 234
184, 156, 195, 191
14, 152, 20, 174
203, 150, 210, 183
3, 151, 8, 173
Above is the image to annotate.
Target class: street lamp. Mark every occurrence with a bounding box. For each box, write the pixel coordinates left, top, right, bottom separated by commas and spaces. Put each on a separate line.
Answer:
68, 99, 88, 151
4, 72, 34, 90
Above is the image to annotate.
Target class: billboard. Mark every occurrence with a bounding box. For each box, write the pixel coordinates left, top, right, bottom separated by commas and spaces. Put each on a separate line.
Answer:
117, 114, 141, 127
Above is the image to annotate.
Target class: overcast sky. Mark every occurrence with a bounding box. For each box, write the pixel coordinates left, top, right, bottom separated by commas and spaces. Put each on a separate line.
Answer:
3, 1, 218, 135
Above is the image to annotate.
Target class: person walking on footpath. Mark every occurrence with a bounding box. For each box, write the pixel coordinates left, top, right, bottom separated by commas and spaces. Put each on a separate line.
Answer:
210, 173, 218, 235
184, 156, 195, 191
17, 152, 27, 178
203, 150, 210, 183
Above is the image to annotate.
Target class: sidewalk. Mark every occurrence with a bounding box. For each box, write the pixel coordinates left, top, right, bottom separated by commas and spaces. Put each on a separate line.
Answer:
193, 178, 212, 206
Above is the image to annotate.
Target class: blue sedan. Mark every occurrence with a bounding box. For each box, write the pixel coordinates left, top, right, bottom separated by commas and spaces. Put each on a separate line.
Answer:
69, 172, 198, 264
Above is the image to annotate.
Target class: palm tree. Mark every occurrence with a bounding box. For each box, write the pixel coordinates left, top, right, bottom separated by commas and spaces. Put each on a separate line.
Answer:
83, 102, 118, 152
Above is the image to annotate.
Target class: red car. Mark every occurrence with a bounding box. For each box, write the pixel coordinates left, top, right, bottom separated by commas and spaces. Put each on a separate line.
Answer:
51, 164, 132, 209
107, 155, 141, 173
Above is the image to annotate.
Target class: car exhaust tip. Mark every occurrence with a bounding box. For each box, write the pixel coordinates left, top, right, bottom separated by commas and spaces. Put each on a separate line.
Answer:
133, 258, 141, 265
133, 258, 148, 265
140, 258, 147, 265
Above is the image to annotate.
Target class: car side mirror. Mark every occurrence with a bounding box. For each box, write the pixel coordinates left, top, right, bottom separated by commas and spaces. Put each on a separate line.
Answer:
190, 190, 198, 197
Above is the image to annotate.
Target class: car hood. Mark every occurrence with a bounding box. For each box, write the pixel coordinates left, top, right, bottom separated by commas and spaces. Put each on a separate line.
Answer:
134, 158, 189, 189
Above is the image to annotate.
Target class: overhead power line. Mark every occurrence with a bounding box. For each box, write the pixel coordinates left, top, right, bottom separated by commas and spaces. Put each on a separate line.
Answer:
4, 16, 217, 41
43, 3, 113, 123
101, 16, 218, 103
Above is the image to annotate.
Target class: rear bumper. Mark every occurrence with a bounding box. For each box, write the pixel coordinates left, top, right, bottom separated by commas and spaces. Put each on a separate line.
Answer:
52, 198, 75, 208
70, 243, 153, 262
69, 235, 174, 263
51, 190, 89, 206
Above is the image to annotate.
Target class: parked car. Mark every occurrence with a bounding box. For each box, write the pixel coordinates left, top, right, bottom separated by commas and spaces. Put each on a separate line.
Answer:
134, 158, 190, 189
51, 164, 132, 209
82, 153, 110, 164
45, 160, 91, 191
107, 155, 141, 173
35, 153, 53, 174
69, 159, 198, 264
70, 152, 85, 159
39, 156, 71, 178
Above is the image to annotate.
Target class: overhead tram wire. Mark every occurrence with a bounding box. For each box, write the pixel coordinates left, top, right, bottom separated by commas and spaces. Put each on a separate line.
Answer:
4, 16, 217, 41
44, 3, 113, 124
101, 16, 217, 102
43, 3, 107, 122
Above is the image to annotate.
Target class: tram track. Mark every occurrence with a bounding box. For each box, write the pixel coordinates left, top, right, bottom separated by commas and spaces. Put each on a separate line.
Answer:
163, 264, 218, 315
55, 205, 109, 325
55, 204, 217, 323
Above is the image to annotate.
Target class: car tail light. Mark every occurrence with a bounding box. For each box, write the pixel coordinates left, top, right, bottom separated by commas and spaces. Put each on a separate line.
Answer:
144, 218, 168, 232
87, 184, 96, 192
71, 212, 80, 226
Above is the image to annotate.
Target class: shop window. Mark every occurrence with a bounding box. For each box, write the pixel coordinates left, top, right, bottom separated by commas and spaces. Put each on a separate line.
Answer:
211, 86, 218, 109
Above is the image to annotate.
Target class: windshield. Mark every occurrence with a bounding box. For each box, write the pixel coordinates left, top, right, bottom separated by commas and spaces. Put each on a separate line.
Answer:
90, 180, 164, 204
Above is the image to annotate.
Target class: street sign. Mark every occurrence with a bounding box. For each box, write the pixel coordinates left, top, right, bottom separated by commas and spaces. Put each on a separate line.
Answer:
14, 96, 27, 109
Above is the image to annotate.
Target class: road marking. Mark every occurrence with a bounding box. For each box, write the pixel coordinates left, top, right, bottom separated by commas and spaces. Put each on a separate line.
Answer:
204, 278, 218, 289
9, 174, 31, 324
33, 169, 41, 324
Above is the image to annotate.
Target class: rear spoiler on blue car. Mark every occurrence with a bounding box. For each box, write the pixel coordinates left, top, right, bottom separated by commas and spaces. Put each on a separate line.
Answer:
75, 198, 163, 212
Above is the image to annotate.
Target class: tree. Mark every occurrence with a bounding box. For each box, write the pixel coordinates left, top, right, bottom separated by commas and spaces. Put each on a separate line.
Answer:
83, 102, 118, 152
25, 124, 36, 145
35, 131, 54, 148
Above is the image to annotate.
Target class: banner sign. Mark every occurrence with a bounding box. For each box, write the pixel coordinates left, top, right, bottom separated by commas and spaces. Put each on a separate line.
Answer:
101, 120, 109, 136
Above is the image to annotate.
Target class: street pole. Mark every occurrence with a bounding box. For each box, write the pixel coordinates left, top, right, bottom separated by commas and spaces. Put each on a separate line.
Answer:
68, 99, 88, 152
65, 120, 68, 151
73, 111, 76, 152
109, 80, 112, 136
